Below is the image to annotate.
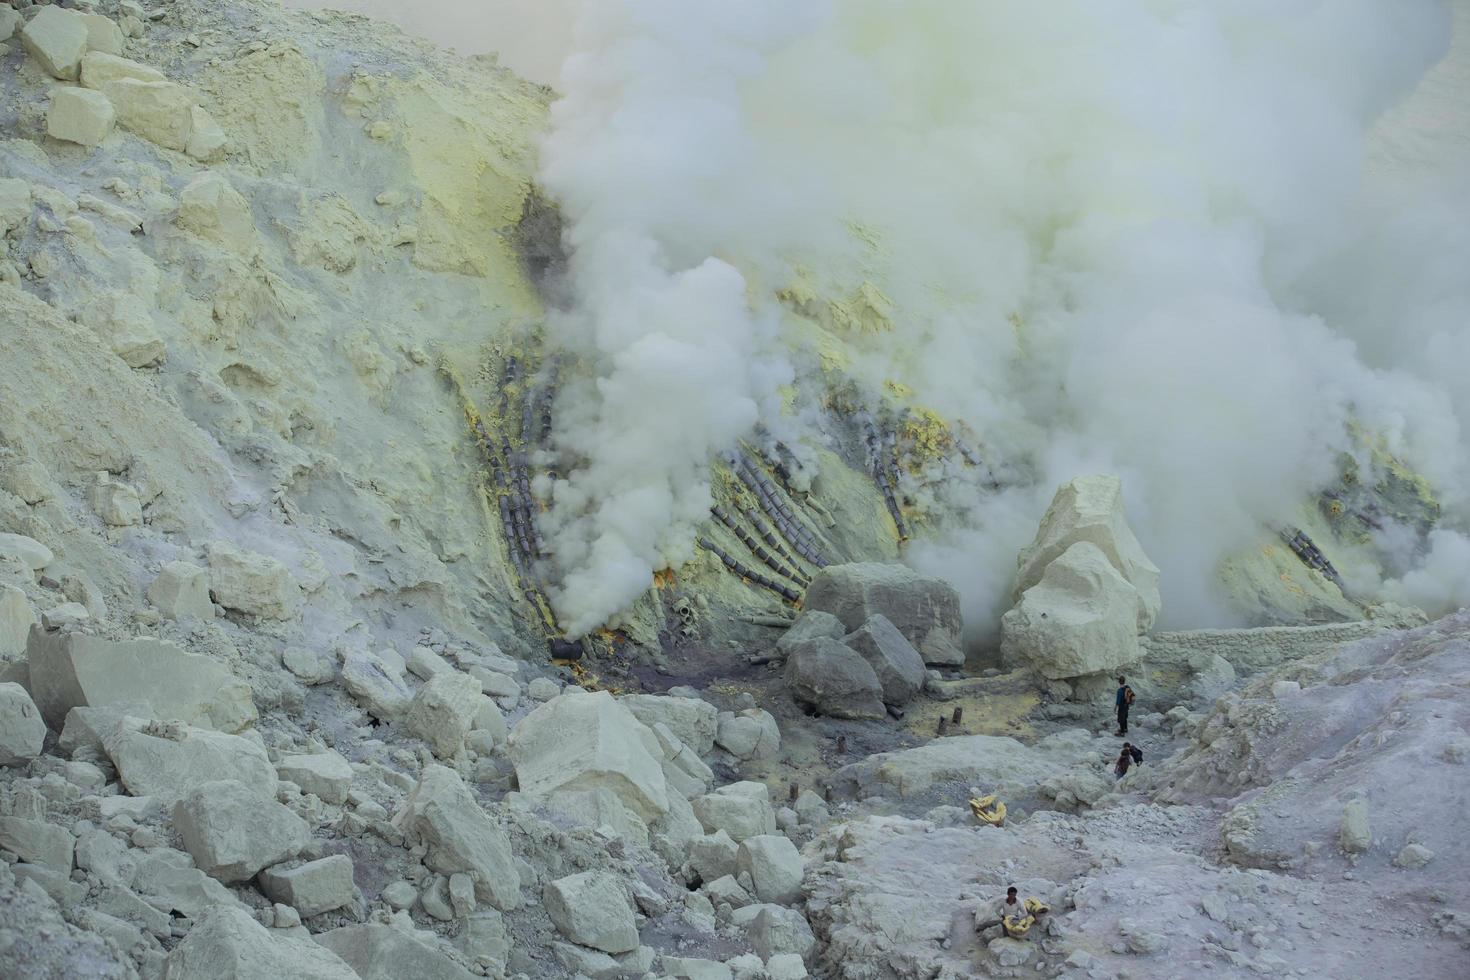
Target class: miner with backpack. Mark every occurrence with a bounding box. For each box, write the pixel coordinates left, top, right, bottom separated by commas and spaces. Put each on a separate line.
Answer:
1115, 676, 1134, 735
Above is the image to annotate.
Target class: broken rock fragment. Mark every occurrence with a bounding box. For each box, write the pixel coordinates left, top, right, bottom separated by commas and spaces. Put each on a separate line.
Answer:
258, 854, 356, 917
544, 870, 640, 954
147, 561, 213, 621
784, 636, 885, 720
406, 670, 482, 758
0, 682, 46, 766
105, 719, 276, 804
20, 6, 89, 81
275, 750, 353, 804
172, 778, 309, 882
161, 904, 358, 980
47, 87, 115, 147
508, 690, 669, 821
392, 764, 520, 910
206, 541, 301, 619
1000, 541, 1143, 680
842, 613, 926, 706
802, 562, 965, 667
27, 629, 256, 731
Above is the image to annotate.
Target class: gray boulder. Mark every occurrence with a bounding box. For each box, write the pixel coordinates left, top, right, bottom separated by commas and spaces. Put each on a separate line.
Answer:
392, 764, 520, 910
173, 779, 309, 883
802, 563, 964, 666
258, 855, 356, 917
316, 924, 478, 980
0, 682, 45, 765
775, 610, 845, 658
842, 614, 926, 705
544, 870, 639, 953
784, 637, 885, 720
161, 904, 358, 980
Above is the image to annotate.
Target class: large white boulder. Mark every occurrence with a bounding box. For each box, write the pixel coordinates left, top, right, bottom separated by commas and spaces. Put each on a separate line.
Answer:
206, 542, 301, 619
275, 751, 353, 804
842, 614, 927, 706
0, 585, 36, 658
0, 533, 52, 571
20, 7, 89, 80
79, 51, 164, 89
177, 173, 257, 256
173, 779, 309, 882
340, 649, 413, 719
0, 683, 46, 766
802, 563, 965, 667
406, 671, 482, 758
747, 905, 817, 960
102, 78, 194, 150
543, 871, 639, 954
735, 835, 804, 905
508, 690, 669, 821
104, 719, 276, 805
621, 694, 718, 756
784, 637, 885, 720
147, 562, 213, 621
80, 13, 126, 56
258, 855, 356, 917
715, 708, 781, 761
27, 629, 256, 732
1012, 475, 1161, 630
0, 7, 18, 43
316, 924, 478, 980
1000, 541, 1142, 680
691, 782, 777, 842
46, 86, 115, 147
392, 765, 520, 910
0, 816, 74, 869
161, 904, 359, 980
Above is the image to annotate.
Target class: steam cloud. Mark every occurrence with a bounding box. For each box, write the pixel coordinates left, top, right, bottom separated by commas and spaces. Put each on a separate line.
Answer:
314, 0, 1470, 635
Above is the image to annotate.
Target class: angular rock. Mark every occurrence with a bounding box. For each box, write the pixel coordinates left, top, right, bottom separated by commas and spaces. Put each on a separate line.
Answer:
161, 904, 358, 980
0, 585, 36, 658
0, 816, 75, 870
735, 835, 804, 905
803, 563, 965, 667
275, 751, 353, 804
80, 14, 126, 56
687, 830, 739, 883
340, 649, 412, 719
747, 904, 817, 960
173, 779, 308, 883
79, 51, 164, 89
407, 645, 452, 679
1012, 475, 1161, 630
715, 708, 781, 761
103, 78, 194, 151
784, 636, 885, 720
661, 957, 733, 980
391, 765, 520, 910
509, 690, 668, 821
317, 924, 478, 980
20, 7, 89, 81
0, 533, 52, 571
1340, 799, 1371, 854
622, 693, 718, 755
282, 646, 333, 685
27, 629, 256, 732
177, 173, 256, 255
842, 614, 926, 705
258, 854, 355, 917
692, 782, 777, 842
0, 7, 18, 44
473, 695, 507, 745
47, 86, 115, 147
544, 870, 639, 954
131, 849, 239, 918
766, 954, 809, 980
776, 610, 846, 658
74, 828, 139, 887
40, 603, 89, 630
0, 682, 46, 766
406, 671, 482, 758
147, 562, 213, 621
206, 541, 300, 619
105, 719, 276, 804
185, 105, 227, 161
1000, 541, 1142, 680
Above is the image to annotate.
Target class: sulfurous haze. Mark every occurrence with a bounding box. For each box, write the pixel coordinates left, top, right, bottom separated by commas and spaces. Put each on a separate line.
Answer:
294, 0, 1470, 638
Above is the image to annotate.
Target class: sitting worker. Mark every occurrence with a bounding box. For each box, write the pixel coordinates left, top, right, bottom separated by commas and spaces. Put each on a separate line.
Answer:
996, 886, 1049, 939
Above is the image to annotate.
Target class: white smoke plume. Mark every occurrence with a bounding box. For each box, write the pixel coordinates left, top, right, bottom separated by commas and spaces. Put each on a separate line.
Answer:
294, 0, 1470, 632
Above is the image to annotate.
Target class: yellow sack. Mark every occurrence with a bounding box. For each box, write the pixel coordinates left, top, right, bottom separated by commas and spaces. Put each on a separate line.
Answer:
969, 795, 1007, 826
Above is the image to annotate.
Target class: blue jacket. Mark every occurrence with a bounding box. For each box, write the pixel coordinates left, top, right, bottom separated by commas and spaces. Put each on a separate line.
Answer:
1116, 686, 1128, 707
